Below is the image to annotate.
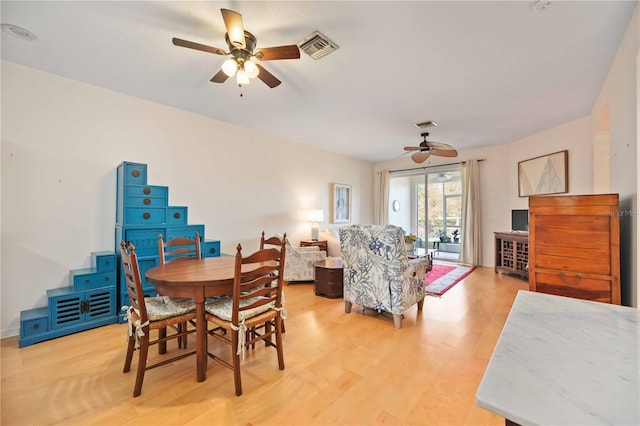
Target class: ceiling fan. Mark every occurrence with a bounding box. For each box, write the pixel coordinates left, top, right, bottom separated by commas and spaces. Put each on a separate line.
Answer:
403, 133, 458, 164
172, 8, 300, 88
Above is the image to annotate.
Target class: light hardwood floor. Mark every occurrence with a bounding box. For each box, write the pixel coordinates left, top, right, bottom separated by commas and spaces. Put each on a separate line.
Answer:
1, 266, 528, 425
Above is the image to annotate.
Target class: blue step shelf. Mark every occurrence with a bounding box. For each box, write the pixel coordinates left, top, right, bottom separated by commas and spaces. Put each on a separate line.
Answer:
115, 161, 221, 323
19, 160, 223, 345
19, 251, 118, 348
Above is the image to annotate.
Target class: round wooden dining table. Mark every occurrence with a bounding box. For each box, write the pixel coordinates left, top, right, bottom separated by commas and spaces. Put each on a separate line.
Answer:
145, 256, 238, 382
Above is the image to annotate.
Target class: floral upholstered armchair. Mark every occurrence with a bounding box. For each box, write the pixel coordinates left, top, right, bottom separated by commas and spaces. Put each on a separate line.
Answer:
282, 238, 326, 282
339, 224, 430, 328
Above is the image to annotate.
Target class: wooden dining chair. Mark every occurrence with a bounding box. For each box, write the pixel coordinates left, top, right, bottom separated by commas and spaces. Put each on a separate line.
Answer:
120, 241, 197, 397
259, 231, 287, 335
157, 232, 201, 347
158, 232, 201, 264
259, 231, 286, 251
204, 242, 287, 396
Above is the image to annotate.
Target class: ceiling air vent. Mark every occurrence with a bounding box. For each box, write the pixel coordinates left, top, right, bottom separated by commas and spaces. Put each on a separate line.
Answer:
415, 120, 438, 129
298, 31, 338, 60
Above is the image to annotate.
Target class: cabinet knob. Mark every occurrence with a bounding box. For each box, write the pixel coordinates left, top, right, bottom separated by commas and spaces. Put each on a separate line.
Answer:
143, 212, 151, 220
143, 198, 151, 205
132, 170, 140, 178
173, 212, 181, 219
143, 187, 151, 195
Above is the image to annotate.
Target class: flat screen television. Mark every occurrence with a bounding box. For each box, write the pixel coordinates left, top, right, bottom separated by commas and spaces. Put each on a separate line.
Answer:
512, 209, 529, 232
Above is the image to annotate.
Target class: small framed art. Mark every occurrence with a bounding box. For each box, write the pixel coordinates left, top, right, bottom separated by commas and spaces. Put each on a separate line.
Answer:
331, 183, 351, 223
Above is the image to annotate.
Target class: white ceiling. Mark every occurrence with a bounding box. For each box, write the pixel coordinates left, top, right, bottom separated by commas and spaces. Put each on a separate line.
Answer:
1, 1, 637, 163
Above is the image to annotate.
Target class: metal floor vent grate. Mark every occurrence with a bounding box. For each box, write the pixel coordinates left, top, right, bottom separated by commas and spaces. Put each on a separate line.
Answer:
298, 31, 338, 60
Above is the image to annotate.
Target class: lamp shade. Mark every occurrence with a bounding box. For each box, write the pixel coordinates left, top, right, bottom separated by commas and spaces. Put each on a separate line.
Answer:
309, 209, 324, 223
221, 58, 237, 77
244, 59, 259, 78
236, 69, 250, 85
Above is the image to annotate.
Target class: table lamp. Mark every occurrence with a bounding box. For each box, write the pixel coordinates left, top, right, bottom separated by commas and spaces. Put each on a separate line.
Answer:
309, 209, 324, 241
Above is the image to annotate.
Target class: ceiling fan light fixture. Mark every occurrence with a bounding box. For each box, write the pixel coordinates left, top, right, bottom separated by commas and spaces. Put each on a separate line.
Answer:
236, 69, 250, 85
221, 58, 238, 77
244, 59, 259, 78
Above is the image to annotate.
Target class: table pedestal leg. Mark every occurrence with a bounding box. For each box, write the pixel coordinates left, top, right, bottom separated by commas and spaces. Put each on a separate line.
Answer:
196, 300, 206, 382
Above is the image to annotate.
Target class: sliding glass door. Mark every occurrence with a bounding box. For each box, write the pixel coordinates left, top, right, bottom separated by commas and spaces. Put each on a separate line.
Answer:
388, 167, 461, 260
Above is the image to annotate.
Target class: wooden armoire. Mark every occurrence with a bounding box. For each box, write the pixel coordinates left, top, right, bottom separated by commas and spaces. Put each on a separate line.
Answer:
528, 194, 620, 304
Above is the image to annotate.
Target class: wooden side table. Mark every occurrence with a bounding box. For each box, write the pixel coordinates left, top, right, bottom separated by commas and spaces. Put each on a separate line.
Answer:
300, 240, 328, 253
314, 259, 343, 298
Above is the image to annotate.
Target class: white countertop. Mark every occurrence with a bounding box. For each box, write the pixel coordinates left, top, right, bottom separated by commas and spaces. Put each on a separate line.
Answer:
476, 290, 639, 426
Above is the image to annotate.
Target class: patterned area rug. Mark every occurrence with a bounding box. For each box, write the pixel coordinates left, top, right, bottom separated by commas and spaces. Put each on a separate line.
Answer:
425, 262, 477, 296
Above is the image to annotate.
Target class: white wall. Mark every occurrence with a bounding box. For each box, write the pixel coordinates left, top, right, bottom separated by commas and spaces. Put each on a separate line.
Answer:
375, 116, 594, 268
590, 5, 639, 307
0, 61, 374, 337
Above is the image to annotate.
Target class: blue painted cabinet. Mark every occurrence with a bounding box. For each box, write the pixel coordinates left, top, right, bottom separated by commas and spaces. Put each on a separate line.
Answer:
115, 161, 220, 321
19, 160, 221, 346
19, 251, 119, 347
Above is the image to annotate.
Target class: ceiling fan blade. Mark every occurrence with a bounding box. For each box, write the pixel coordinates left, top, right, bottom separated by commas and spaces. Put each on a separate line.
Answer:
404, 146, 423, 151
255, 64, 281, 88
221, 9, 245, 49
412, 151, 431, 163
254, 45, 301, 61
210, 69, 229, 83
172, 38, 227, 55
431, 148, 459, 157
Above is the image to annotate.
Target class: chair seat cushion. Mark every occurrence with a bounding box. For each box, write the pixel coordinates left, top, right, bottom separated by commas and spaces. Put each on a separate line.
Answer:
205, 296, 275, 322
144, 296, 196, 321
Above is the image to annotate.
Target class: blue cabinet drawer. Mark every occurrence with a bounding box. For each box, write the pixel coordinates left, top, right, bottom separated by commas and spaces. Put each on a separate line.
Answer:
123, 229, 164, 256
124, 207, 167, 225
70, 269, 116, 292
167, 206, 188, 225
202, 240, 221, 258
118, 162, 147, 186
166, 225, 204, 241
91, 252, 116, 272
20, 308, 49, 337
125, 196, 168, 208
125, 185, 168, 199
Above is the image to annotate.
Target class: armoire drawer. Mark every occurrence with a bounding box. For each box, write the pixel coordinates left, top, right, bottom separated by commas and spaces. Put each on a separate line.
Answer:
125, 185, 168, 199
91, 252, 116, 272
125, 196, 168, 208
124, 207, 167, 225
20, 308, 49, 337
119, 162, 147, 186
202, 240, 221, 257
534, 271, 612, 303
70, 269, 116, 292
167, 206, 188, 225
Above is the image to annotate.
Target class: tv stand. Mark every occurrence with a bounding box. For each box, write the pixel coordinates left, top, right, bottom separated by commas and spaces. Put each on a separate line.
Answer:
495, 232, 528, 279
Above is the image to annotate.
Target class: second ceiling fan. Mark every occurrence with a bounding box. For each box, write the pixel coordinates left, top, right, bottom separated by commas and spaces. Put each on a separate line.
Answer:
404, 133, 458, 164
172, 8, 300, 88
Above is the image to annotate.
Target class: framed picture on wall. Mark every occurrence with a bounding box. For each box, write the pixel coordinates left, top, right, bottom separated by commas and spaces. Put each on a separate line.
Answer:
331, 183, 351, 223
518, 150, 569, 197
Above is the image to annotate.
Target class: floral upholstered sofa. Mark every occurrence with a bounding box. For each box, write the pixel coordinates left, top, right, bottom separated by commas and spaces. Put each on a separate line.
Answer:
339, 224, 430, 328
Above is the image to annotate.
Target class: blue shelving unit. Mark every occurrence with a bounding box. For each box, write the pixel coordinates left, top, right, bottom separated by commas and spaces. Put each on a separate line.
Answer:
19, 160, 221, 345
